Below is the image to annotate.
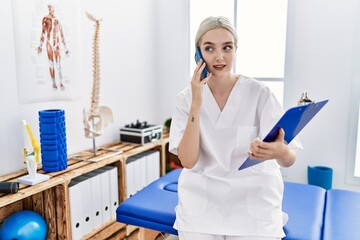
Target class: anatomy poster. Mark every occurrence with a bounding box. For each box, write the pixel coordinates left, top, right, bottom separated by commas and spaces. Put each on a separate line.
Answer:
12, 0, 82, 103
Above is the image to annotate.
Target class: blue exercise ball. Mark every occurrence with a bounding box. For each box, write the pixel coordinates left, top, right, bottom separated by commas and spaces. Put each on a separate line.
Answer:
0, 210, 47, 240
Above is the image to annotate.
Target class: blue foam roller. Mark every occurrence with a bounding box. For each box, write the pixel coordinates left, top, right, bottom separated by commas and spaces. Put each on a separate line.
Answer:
41, 143, 67, 151
39, 115, 65, 123
42, 163, 67, 172
38, 109, 64, 117
40, 138, 66, 146
41, 154, 67, 163
41, 151, 67, 162
41, 148, 67, 159
40, 132, 66, 140
42, 158, 67, 167
39, 122, 66, 134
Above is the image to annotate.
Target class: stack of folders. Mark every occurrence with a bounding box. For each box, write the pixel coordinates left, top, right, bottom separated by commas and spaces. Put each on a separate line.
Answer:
126, 150, 160, 198
68, 165, 119, 240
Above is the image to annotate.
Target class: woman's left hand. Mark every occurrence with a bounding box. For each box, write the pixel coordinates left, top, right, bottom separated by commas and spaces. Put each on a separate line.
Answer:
248, 128, 296, 167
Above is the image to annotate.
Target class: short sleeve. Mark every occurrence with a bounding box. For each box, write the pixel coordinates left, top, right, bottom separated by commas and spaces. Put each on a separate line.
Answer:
169, 91, 190, 155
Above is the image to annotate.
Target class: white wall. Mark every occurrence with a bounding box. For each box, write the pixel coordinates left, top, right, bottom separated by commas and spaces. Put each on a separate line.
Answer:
283, 0, 360, 191
2, 0, 360, 192
155, 0, 191, 121
0, 0, 160, 176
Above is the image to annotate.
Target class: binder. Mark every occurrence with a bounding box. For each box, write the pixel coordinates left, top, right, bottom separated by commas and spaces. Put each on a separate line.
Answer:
126, 156, 135, 198
152, 150, 160, 181
144, 151, 154, 185
139, 153, 148, 189
93, 168, 112, 223
136, 150, 157, 187
73, 176, 94, 235
133, 155, 142, 192
148, 150, 160, 184
101, 166, 119, 219
239, 100, 329, 170
69, 180, 84, 240
127, 154, 143, 194
131, 152, 147, 190
83, 171, 103, 229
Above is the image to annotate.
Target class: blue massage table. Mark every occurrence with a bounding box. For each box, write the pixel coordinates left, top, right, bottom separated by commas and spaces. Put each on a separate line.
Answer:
322, 189, 360, 239
282, 182, 326, 240
116, 169, 359, 239
117, 169, 180, 235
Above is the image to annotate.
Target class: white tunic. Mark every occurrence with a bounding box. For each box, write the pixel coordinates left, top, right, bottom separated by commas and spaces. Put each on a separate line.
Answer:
169, 75, 302, 237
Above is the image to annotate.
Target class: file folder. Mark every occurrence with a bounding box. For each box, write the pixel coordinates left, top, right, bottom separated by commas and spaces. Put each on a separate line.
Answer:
141, 150, 159, 186
69, 180, 84, 240
239, 100, 329, 170
93, 168, 112, 223
131, 152, 148, 190
73, 176, 94, 235
133, 156, 142, 193
139, 153, 148, 189
145, 151, 155, 185
126, 156, 135, 198
150, 150, 160, 183
102, 165, 119, 219
84, 171, 103, 229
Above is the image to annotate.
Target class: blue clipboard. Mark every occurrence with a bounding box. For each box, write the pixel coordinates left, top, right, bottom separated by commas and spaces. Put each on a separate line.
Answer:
239, 99, 329, 170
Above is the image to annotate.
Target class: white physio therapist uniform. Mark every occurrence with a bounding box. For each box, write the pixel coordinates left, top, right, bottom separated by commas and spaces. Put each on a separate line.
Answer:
169, 75, 302, 238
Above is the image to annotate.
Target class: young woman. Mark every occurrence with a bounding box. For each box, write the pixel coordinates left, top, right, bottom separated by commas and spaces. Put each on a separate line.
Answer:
169, 16, 302, 240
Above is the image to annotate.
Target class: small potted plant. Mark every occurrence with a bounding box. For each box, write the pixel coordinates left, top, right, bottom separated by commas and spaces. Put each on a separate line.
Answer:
163, 118, 172, 131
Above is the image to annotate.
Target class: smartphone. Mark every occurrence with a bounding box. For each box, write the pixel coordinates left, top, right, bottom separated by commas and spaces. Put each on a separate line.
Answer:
194, 47, 208, 80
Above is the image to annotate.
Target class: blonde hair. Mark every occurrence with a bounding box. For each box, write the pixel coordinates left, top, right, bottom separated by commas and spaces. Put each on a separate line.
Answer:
195, 16, 238, 48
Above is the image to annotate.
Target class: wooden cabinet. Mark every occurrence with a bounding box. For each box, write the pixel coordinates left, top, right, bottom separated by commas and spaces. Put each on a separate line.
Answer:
0, 132, 170, 240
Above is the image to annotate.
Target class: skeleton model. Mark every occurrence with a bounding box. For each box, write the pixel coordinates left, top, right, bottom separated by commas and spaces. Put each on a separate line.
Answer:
83, 12, 113, 139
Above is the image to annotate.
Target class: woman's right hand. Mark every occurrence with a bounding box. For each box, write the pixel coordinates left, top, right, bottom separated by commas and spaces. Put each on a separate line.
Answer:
191, 59, 212, 107
178, 60, 211, 169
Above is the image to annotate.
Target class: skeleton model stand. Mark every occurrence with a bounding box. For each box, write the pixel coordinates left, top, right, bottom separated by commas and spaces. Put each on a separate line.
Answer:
70, 12, 122, 162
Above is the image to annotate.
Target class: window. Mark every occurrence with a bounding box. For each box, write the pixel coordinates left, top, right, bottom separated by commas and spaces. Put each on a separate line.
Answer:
346, 81, 360, 183
190, 0, 288, 104
351, 81, 360, 179
235, 0, 288, 78
346, 12, 360, 182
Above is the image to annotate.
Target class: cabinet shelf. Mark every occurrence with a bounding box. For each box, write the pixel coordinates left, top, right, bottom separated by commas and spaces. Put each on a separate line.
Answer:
0, 132, 170, 240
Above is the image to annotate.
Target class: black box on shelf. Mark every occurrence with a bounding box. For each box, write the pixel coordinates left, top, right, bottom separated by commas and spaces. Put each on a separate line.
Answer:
120, 121, 163, 145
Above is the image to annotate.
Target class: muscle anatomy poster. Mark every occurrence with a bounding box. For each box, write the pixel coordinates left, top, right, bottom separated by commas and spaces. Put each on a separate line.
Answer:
12, 0, 82, 103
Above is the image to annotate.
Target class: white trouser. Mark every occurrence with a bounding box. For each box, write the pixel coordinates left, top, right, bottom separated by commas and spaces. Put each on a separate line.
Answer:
178, 231, 280, 240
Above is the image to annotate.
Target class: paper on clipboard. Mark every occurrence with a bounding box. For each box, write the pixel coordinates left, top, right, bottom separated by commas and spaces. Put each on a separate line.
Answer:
238, 99, 329, 170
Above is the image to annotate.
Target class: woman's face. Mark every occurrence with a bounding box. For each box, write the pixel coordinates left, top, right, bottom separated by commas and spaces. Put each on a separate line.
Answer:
199, 28, 236, 78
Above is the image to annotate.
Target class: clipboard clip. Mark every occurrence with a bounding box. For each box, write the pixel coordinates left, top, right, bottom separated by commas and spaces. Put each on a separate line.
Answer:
298, 92, 314, 106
